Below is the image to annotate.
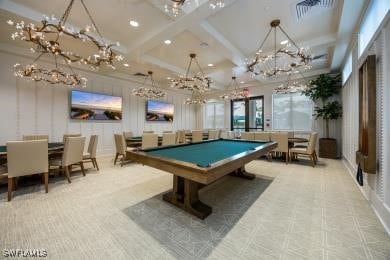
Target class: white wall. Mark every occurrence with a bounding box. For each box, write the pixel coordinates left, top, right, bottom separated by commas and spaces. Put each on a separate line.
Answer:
0, 51, 196, 156
342, 17, 390, 232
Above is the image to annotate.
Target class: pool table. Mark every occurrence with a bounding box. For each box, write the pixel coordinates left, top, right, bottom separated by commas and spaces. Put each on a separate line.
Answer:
126, 139, 277, 219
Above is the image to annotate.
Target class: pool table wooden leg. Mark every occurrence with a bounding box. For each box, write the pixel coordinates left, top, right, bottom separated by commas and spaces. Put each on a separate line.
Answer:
230, 166, 256, 180
163, 175, 212, 219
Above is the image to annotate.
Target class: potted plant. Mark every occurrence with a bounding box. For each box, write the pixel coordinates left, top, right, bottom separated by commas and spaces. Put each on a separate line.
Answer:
302, 74, 342, 158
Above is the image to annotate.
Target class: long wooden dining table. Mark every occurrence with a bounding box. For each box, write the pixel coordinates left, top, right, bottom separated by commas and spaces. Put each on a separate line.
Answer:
0, 142, 64, 156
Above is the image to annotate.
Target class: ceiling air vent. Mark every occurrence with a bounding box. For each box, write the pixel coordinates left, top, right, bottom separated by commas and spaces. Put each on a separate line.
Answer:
295, 0, 336, 20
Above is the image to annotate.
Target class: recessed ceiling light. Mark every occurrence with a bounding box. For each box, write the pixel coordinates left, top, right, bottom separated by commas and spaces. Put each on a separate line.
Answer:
280, 40, 289, 45
123, 63, 129, 67
200, 42, 209, 48
129, 20, 139, 27
167, 77, 171, 80
164, 40, 172, 45
208, 63, 214, 67
240, 81, 245, 84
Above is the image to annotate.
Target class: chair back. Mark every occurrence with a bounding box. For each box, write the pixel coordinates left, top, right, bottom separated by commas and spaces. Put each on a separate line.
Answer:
176, 130, 186, 143
123, 131, 133, 139
254, 132, 270, 141
270, 132, 288, 152
240, 132, 255, 140
191, 130, 203, 142
142, 134, 158, 149
307, 132, 318, 154
208, 130, 219, 140
287, 131, 294, 138
87, 135, 98, 158
63, 134, 81, 143
62, 137, 85, 166
162, 133, 176, 146
114, 134, 126, 155
226, 131, 235, 139
143, 130, 154, 134
7, 140, 48, 178
23, 135, 49, 141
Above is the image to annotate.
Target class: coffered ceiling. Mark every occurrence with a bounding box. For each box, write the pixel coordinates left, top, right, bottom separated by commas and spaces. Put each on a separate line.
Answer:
0, 0, 367, 92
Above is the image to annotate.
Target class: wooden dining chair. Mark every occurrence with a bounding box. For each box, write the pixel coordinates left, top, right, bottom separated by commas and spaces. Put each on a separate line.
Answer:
142, 134, 159, 149
162, 132, 176, 146
290, 132, 318, 167
7, 140, 49, 201
176, 130, 186, 143
22, 135, 49, 141
191, 130, 203, 142
208, 129, 219, 140
63, 134, 81, 143
241, 132, 255, 140
254, 132, 270, 141
50, 137, 86, 183
270, 132, 289, 164
83, 135, 99, 171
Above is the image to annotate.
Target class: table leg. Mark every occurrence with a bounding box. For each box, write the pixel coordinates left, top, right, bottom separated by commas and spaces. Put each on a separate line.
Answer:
229, 166, 256, 180
163, 175, 212, 219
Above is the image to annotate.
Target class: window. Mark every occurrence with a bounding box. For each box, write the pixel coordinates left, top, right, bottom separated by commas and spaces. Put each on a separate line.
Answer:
231, 96, 264, 131
272, 93, 313, 131
358, 0, 390, 57
204, 102, 225, 129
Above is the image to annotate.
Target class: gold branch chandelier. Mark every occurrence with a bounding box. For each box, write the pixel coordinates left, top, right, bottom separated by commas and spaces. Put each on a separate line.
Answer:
7, 0, 128, 87
164, 0, 225, 17
184, 90, 207, 105
170, 53, 212, 92
220, 76, 246, 101
132, 71, 166, 100
247, 19, 312, 78
273, 69, 308, 94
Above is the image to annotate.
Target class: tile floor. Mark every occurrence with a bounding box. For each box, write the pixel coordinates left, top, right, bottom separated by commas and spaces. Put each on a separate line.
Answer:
0, 156, 389, 259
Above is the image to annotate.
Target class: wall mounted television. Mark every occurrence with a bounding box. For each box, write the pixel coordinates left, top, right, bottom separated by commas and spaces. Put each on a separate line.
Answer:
146, 100, 174, 122
70, 90, 122, 121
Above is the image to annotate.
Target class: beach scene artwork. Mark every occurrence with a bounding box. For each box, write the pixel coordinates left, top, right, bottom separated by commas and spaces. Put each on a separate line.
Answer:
70, 90, 122, 120
146, 100, 174, 122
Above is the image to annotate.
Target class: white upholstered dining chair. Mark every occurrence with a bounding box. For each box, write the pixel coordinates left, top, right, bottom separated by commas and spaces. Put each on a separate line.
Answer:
7, 140, 49, 201
290, 132, 318, 167
50, 137, 86, 183
83, 135, 99, 171
208, 129, 219, 140
142, 134, 159, 149
22, 135, 49, 141
63, 134, 81, 143
270, 132, 289, 164
162, 133, 176, 146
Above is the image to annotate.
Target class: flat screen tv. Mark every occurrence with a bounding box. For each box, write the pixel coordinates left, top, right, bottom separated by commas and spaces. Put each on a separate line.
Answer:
146, 100, 174, 122
70, 90, 122, 120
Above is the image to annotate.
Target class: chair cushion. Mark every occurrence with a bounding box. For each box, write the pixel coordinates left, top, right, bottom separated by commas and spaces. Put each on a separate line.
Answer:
83, 153, 91, 159
290, 147, 307, 154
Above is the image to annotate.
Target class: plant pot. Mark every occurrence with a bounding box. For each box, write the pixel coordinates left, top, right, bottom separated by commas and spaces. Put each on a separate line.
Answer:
319, 138, 338, 159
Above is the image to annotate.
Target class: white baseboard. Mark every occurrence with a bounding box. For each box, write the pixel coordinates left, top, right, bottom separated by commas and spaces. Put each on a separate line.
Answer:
342, 157, 390, 234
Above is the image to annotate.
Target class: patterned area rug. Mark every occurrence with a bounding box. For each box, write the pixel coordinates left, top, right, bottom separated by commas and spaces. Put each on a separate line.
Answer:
124, 176, 273, 259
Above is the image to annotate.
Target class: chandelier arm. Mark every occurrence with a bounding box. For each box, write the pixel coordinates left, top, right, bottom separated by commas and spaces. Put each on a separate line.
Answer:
80, 0, 105, 43
278, 25, 301, 50
59, 0, 75, 25
32, 52, 45, 63
194, 58, 205, 76
255, 27, 273, 55
185, 58, 193, 78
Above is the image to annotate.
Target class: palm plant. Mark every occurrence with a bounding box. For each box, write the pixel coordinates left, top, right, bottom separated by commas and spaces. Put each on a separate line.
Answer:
302, 74, 342, 138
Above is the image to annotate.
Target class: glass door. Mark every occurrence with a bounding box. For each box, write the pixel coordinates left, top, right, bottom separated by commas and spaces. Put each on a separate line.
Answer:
231, 96, 264, 131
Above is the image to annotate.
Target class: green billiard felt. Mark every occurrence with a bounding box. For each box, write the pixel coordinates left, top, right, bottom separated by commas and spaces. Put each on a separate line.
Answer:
145, 139, 268, 167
